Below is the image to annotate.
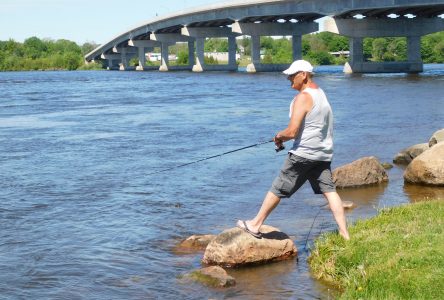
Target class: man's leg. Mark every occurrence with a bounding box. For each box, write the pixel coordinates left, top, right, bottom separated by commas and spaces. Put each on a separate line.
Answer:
237, 191, 281, 234
323, 191, 350, 240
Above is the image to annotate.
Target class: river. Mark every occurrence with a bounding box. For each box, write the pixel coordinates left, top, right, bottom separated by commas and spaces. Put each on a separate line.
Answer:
1, 65, 444, 299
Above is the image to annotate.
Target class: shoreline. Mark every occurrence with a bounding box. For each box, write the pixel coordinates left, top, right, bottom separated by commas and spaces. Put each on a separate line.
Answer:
308, 200, 444, 299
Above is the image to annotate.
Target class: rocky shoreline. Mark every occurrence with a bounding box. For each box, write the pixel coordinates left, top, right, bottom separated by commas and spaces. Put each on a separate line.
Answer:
176, 128, 444, 288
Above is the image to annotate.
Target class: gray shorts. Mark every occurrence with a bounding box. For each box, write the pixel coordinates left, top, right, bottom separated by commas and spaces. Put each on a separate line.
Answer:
270, 154, 336, 198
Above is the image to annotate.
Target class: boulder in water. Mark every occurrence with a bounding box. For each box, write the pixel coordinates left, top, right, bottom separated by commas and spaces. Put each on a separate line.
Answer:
202, 225, 296, 267
332, 156, 388, 188
404, 141, 444, 186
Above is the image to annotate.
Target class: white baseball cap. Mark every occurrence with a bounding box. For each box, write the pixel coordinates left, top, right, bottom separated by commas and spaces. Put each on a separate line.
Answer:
283, 60, 313, 75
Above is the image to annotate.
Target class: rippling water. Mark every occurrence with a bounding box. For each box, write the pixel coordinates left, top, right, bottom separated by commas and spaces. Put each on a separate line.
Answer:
1, 66, 444, 299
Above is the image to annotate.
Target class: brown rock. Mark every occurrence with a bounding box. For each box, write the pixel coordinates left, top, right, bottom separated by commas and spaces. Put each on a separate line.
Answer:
429, 129, 444, 147
332, 156, 388, 188
174, 234, 216, 254
393, 143, 429, 165
184, 266, 235, 288
342, 200, 355, 209
202, 225, 296, 267
404, 141, 444, 186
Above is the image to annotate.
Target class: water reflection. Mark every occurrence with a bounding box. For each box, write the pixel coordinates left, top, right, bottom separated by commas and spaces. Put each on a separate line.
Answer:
404, 184, 444, 202
337, 183, 388, 207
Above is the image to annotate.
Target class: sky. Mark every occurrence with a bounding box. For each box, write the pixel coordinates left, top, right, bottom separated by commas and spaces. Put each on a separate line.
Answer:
0, 0, 223, 44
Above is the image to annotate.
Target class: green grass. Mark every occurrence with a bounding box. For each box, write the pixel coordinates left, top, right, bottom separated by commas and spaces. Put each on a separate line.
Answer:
308, 200, 444, 299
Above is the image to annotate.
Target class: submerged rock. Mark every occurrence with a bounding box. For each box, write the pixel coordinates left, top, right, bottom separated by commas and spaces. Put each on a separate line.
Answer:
393, 143, 429, 165
332, 156, 388, 188
183, 266, 235, 288
342, 200, 355, 209
202, 225, 296, 267
404, 141, 444, 186
174, 234, 216, 254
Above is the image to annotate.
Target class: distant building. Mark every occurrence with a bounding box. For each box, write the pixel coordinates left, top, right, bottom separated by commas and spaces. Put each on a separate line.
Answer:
146, 53, 177, 61
329, 51, 350, 57
204, 52, 241, 61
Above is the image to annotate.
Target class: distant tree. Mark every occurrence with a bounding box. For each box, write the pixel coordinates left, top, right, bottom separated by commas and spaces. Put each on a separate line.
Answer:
204, 38, 228, 52
23, 37, 47, 59
238, 36, 251, 56
371, 38, 387, 61
63, 52, 82, 70
176, 50, 189, 65
81, 42, 99, 55
363, 38, 373, 61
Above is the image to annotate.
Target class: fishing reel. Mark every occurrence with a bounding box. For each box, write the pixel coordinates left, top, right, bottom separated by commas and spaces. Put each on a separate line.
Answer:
274, 135, 285, 152
275, 144, 285, 152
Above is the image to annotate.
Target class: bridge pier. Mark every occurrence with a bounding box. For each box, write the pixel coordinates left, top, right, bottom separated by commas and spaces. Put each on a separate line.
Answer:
150, 33, 195, 71
112, 47, 137, 71
128, 40, 160, 71
101, 53, 121, 70
326, 17, 444, 73
232, 21, 318, 72
182, 26, 239, 72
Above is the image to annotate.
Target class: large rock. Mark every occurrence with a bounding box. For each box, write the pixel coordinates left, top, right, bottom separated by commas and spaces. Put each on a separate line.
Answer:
429, 129, 444, 147
202, 225, 296, 267
393, 143, 429, 165
182, 266, 235, 288
332, 156, 388, 188
404, 141, 444, 186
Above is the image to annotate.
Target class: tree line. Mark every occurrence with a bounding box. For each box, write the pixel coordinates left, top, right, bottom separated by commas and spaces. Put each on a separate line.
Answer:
0, 32, 443, 71
0, 37, 101, 71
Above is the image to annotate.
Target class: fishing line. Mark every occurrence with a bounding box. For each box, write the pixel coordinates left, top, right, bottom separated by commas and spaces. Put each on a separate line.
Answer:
303, 202, 329, 252
147, 139, 277, 176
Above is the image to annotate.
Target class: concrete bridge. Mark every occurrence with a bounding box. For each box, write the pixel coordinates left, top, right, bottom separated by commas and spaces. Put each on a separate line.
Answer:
84, 0, 444, 73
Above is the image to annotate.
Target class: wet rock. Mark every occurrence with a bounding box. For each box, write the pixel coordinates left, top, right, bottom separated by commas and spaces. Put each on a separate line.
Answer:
404, 141, 444, 186
429, 129, 444, 147
174, 234, 216, 254
342, 200, 355, 209
393, 143, 429, 165
183, 266, 235, 288
202, 225, 296, 267
381, 162, 393, 169
332, 156, 388, 188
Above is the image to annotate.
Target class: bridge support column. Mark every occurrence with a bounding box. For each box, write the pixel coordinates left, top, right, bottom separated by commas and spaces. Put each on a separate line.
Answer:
182, 26, 239, 72
247, 35, 261, 73
193, 38, 205, 72
120, 48, 128, 71
101, 53, 122, 70
136, 47, 147, 71
112, 47, 136, 71
292, 35, 302, 61
233, 21, 318, 72
343, 37, 363, 73
159, 43, 169, 72
107, 59, 119, 70
128, 40, 160, 71
325, 17, 444, 73
150, 33, 194, 71
228, 35, 237, 70
188, 40, 195, 68
408, 36, 422, 62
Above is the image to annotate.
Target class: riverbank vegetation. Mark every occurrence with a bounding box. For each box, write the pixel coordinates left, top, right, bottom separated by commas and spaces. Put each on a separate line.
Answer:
0, 37, 102, 71
308, 200, 444, 299
1, 31, 443, 71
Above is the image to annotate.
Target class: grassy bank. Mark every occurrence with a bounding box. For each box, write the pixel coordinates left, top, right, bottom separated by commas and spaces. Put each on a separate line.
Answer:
309, 200, 444, 299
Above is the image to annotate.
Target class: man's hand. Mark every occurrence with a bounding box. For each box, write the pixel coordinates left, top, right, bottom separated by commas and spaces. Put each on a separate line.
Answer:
273, 135, 285, 152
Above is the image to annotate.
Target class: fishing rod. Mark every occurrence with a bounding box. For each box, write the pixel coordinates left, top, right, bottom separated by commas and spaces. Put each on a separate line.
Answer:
147, 139, 285, 176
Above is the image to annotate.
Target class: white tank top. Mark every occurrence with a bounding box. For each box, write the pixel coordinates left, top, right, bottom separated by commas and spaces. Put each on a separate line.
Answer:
288, 87, 333, 161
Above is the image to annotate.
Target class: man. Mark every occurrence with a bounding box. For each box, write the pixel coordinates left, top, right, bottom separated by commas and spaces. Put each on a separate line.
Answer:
237, 59, 350, 240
